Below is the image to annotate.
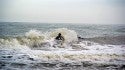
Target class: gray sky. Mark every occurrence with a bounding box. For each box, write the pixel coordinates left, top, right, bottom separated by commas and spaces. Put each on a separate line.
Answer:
0, 0, 125, 24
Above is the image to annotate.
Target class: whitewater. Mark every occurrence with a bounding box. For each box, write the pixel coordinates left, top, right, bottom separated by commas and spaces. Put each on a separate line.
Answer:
0, 23, 125, 70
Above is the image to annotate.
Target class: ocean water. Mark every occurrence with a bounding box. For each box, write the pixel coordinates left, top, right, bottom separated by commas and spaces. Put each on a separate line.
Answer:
0, 22, 125, 70
0, 22, 125, 38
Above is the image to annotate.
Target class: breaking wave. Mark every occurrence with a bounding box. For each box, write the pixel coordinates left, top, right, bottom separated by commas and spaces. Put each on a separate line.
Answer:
0, 28, 78, 49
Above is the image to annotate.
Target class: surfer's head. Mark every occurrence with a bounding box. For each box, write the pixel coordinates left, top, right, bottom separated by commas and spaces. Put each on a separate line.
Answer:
58, 33, 61, 36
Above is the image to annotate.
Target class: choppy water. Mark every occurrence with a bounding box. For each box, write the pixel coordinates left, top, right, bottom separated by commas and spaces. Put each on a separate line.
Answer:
0, 22, 125, 70
0, 22, 125, 38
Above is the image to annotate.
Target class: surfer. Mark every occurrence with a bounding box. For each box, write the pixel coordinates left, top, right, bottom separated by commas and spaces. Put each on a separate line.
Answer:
55, 33, 65, 45
55, 33, 64, 40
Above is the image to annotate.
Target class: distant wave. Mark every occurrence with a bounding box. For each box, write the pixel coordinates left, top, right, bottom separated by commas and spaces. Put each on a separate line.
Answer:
82, 35, 125, 45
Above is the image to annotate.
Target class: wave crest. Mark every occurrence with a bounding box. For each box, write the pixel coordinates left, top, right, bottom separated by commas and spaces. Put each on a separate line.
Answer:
49, 28, 78, 43
0, 28, 78, 49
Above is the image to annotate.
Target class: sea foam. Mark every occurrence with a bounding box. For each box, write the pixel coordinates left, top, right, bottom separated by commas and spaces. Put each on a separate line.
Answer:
0, 28, 78, 49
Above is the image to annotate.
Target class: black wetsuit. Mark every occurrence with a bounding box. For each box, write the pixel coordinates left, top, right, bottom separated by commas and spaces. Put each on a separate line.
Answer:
55, 33, 64, 41
55, 35, 64, 40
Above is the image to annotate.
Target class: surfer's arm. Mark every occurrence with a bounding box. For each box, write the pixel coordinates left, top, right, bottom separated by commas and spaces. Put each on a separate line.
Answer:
61, 36, 65, 41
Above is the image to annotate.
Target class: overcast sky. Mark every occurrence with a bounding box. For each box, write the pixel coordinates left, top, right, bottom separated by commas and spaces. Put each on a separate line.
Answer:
0, 0, 125, 24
